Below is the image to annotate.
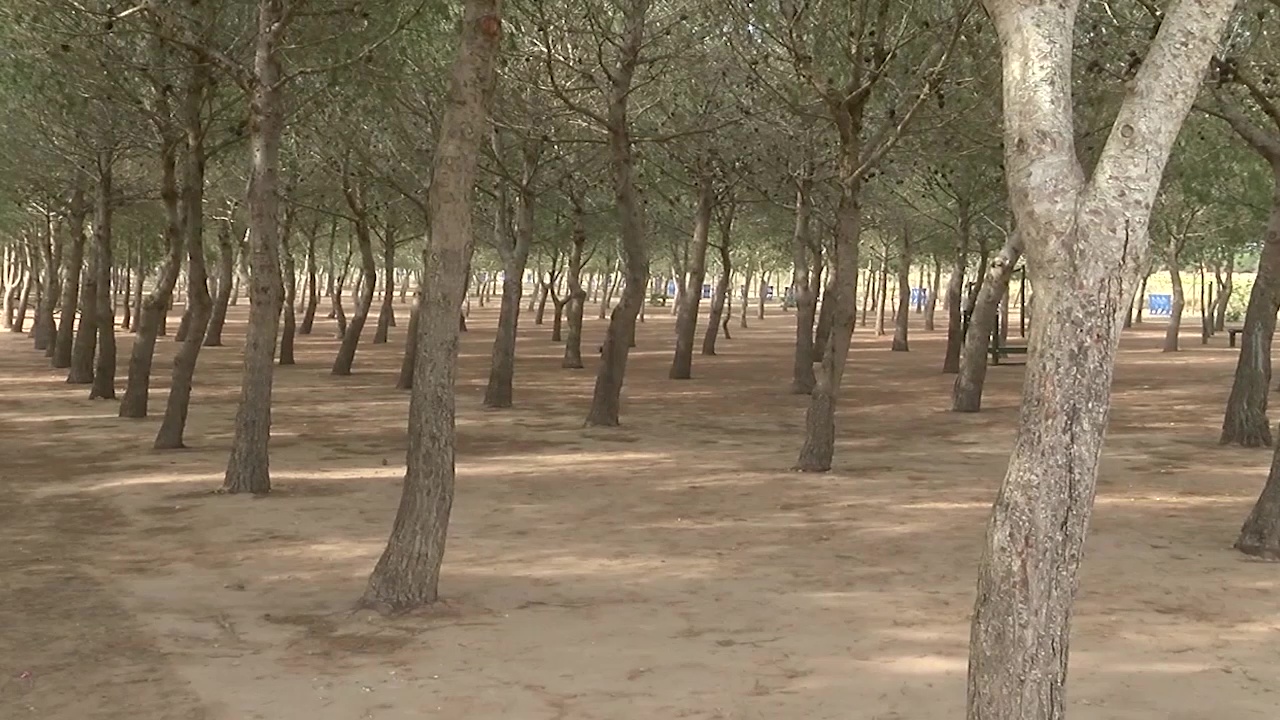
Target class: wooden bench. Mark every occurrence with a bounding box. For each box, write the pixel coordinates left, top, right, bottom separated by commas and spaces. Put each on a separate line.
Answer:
1228, 326, 1244, 348
989, 344, 1029, 365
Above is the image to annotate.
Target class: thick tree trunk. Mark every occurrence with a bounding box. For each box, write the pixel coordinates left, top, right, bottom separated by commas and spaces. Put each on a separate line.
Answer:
1236, 438, 1280, 559
1163, 238, 1184, 352
702, 222, 733, 357
55, 189, 88, 368
361, 0, 499, 612
374, 234, 396, 344
89, 156, 117, 401
204, 222, 235, 346
892, 232, 911, 352
813, 272, 835, 361
67, 250, 97, 384
278, 215, 298, 366
396, 292, 421, 390
670, 174, 714, 379
790, 172, 817, 394
120, 133, 185, 418
332, 198, 378, 376
563, 210, 588, 369
222, 4, 287, 495
484, 170, 537, 409
154, 58, 212, 449
953, 235, 1023, 412
966, 2, 1233, 717
33, 212, 60, 352
1221, 176, 1280, 447
942, 230, 969, 373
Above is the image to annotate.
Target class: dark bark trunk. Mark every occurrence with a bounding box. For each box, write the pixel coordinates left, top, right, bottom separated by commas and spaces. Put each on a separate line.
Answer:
812, 271, 835, 362
670, 174, 714, 379
120, 130, 185, 418
892, 231, 911, 352
702, 219, 733, 356
534, 282, 550, 325
1221, 178, 1280, 447
54, 188, 88, 369
396, 292, 421, 390
1215, 256, 1234, 332
874, 251, 889, 337
278, 214, 298, 366
33, 209, 59, 351
332, 189, 378, 376
204, 222, 235, 346
953, 235, 1023, 412
483, 167, 538, 409
361, 0, 499, 612
1236, 438, 1280, 559
373, 233, 396, 344
943, 227, 970, 374
790, 170, 818, 394
222, 4, 286, 495
1163, 237, 1184, 353
924, 257, 940, 331
89, 155, 117, 401
299, 221, 321, 334
562, 209, 588, 369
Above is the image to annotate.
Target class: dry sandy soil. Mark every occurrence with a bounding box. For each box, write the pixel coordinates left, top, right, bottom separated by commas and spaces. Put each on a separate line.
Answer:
1, 301, 1278, 720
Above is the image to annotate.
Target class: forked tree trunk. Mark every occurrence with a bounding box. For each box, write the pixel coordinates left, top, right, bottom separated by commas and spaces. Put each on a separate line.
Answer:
953, 234, 1023, 412
332, 193, 378, 376
670, 173, 714, 379
373, 234, 396, 343
222, 2, 287, 495
967, 3, 1234, 718
484, 144, 540, 409
790, 170, 817, 393
120, 131, 185, 418
1221, 175, 1280, 447
702, 221, 733, 356
563, 209, 588, 369
1163, 236, 1184, 352
891, 231, 911, 352
12, 244, 33, 335
204, 222, 235, 346
361, 0, 500, 612
154, 56, 212, 450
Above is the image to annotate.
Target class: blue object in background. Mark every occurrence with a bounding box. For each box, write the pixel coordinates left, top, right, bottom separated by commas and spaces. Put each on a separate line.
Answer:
702, 284, 713, 299
666, 279, 677, 296
1148, 294, 1172, 316
765, 285, 775, 300
909, 287, 927, 305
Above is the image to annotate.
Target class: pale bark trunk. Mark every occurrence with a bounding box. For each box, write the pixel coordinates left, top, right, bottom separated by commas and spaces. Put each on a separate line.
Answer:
361, 0, 500, 612
670, 174, 714, 379
953, 234, 1023, 412
223, 1, 287, 495
967, 2, 1234, 717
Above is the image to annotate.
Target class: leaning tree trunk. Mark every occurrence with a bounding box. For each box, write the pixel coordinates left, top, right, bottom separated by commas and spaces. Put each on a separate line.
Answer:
54, 190, 88, 368
891, 231, 911, 352
361, 0, 500, 612
1163, 236, 1184, 353
562, 210, 588, 369
953, 234, 1023, 412
222, 4, 287, 495
89, 155, 117, 401
812, 273, 835, 361
483, 173, 537, 409
120, 134, 185, 418
299, 222, 321, 334
204, 222, 235, 346
1236, 437, 1280, 559
1214, 256, 1234, 331
67, 238, 98, 385
395, 291, 421, 391
373, 233, 396, 344
966, 3, 1234, 719
670, 174, 714, 379
943, 223, 970, 373
1221, 176, 1280, 447
332, 199, 378, 376
155, 57, 213, 450
790, 172, 818, 394
702, 223, 734, 356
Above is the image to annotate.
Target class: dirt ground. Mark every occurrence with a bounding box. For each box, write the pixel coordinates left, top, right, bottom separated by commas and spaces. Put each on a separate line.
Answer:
2, 301, 1279, 720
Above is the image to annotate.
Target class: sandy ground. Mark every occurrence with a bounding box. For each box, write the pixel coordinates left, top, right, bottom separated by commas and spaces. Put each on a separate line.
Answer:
1, 300, 1278, 720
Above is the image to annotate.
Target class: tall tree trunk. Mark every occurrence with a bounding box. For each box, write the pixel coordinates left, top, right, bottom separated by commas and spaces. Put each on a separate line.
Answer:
812, 270, 834, 361
54, 185, 88, 367
130, 245, 145, 335
874, 250, 889, 337
1163, 236, 1184, 352
223, 2, 287, 495
891, 230, 911, 352
953, 235, 1024, 412
966, 3, 1233, 717
1214, 255, 1234, 331
155, 56, 212, 450
373, 232, 396, 344
702, 214, 734, 356
924, 257, 940, 331
361, 0, 500, 612
740, 264, 752, 330
120, 128, 185, 418
789, 170, 817, 393
33, 208, 60, 351
299, 221, 321, 334
942, 223, 970, 373
67, 248, 97, 384
396, 291, 421, 391
204, 222, 235, 346
332, 186, 378, 376
1221, 174, 1280, 447
278, 213, 298, 366
670, 173, 714, 379
89, 154, 117, 401
12, 241, 34, 335
562, 207, 588, 369
484, 140, 541, 409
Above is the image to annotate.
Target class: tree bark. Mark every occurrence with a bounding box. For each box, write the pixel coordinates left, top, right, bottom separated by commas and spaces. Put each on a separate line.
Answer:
967, 3, 1234, 718
53, 187, 87, 367
32, 209, 60, 352
563, 206, 588, 369
278, 213, 298, 366
702, 214, 734, 356
222, 2, 287, 495
332, 183, 378, 376
373, 231, 396, 344
204, 221, 235, 346
1221, 174, 1280, 447
1214, 256, 1234, 331
361, 0, 500, 612
953, 234, 1023, 412
874, 250, 889, 337
299, 221, 321, 334
670, 172, 714, 379
943, 220, 970, 373
891, 230, 911, 352
67, 246, 97, 385
89, 154, 117, 401
1163, 235, 1184, 352
1236, 435, 1280, 559
924, 257, 940, 331
396, 291, 421, 391
789, 169, 817, 393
